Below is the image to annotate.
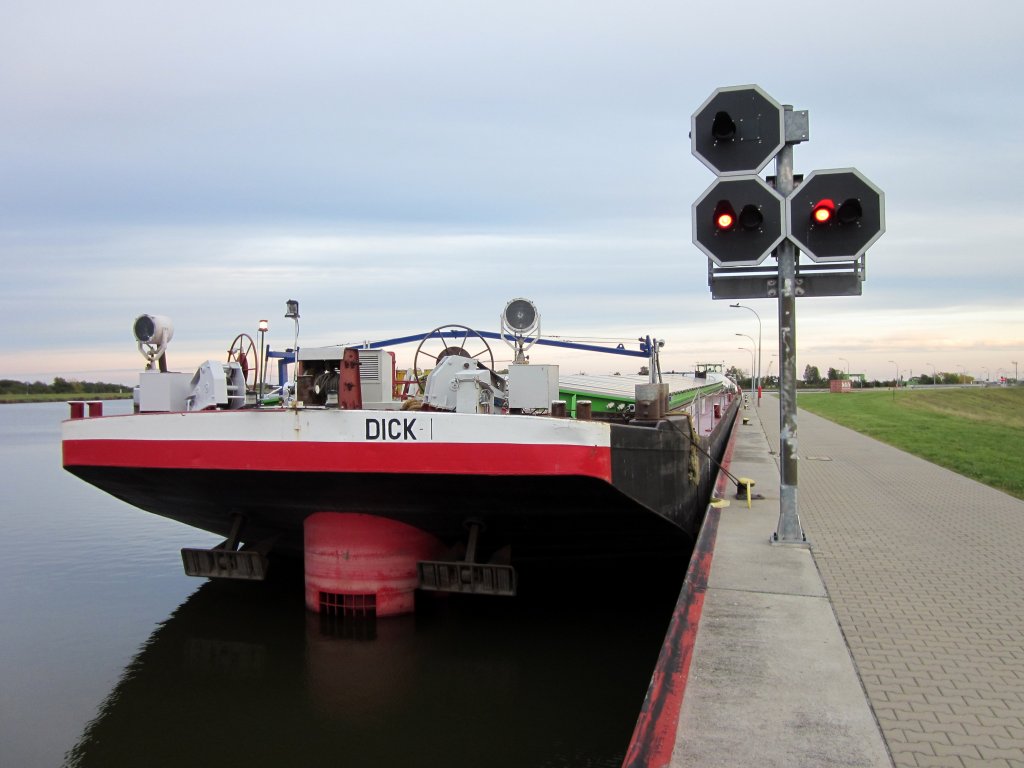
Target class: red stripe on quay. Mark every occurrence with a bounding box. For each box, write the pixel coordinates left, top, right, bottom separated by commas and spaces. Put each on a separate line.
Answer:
622, 408, 740, 766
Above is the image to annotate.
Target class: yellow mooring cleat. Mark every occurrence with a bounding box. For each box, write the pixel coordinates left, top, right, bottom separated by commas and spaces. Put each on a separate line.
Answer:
735, 477, 756, 508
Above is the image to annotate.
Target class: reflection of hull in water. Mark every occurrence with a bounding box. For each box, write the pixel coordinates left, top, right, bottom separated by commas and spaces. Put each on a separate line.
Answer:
64, 567, 683, 768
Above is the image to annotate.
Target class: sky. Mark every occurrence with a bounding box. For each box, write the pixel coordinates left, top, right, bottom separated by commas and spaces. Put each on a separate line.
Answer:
2, 0, 1022, 386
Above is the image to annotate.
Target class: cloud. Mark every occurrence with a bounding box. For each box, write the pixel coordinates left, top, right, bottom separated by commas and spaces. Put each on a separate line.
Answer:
1, 0, 1022, 385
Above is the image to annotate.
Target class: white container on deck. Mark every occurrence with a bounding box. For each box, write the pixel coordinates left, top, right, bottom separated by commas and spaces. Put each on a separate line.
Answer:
507, 364, 559, 410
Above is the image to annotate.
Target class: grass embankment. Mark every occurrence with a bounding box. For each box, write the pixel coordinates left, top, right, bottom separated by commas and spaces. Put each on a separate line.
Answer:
797, 387, 1024, 500
0, 392, 132, 404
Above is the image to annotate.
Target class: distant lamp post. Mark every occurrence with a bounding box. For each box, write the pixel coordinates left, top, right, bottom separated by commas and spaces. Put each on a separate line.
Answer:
285, 300, 300, 401
257, 319, 269, 402
926, 362, 938, 386
839, 357, 850, 387
738, 346, 755, 390
958, 365, 967, 385
730, 303, 762, 405
888, 360, 900, 397
736, 333, 756, 390
1013, 360, 1019, 383
983, 367, 990, 382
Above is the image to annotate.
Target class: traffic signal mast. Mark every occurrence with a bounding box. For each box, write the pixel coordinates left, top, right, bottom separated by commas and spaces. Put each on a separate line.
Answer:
690, 85, 886, 544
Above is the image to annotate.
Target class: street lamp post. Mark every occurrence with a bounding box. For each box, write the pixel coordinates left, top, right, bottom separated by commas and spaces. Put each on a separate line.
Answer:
1013, 360, 1019, 383
730, 303, 762, 405
257, 319, 269, 403
736, 333, 756, 392
927, 362, 937, 386
888, 360, 900, 399
285, 300, 300, 402
738, 347, 755, 391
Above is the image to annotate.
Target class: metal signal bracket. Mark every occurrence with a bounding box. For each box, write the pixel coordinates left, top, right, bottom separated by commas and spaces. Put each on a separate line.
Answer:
709, 255, 866, 300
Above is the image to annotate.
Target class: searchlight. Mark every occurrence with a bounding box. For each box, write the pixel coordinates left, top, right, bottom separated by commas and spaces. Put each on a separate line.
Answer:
133, 314, 174, 371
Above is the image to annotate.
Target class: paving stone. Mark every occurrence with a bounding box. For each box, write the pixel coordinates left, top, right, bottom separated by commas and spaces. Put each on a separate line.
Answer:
962, 759, 1011, 768
904, 730, 950, 746
994, 734, 1024, 751
921, 719, 965, 736
932, 741, 980, 759
891, 741, 934, 757
977, 745, 1024, 761
947, 732, 996, 749
915, 756, 969, 768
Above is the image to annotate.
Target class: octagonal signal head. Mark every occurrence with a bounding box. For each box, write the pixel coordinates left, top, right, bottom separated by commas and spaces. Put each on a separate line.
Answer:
692, 85, 785, 177
787, 168, 885, 263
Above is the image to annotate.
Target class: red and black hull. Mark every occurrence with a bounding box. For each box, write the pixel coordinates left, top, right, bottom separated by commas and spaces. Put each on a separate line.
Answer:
63, 400, 738, 565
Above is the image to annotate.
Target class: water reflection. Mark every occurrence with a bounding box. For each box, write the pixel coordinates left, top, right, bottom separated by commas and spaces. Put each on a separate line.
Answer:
65, 563, 682, 768
1, 402, 219, 768
0, 403, 685, 766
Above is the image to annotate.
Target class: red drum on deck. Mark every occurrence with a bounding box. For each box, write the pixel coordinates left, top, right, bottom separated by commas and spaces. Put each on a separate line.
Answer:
304, 512, 444, 617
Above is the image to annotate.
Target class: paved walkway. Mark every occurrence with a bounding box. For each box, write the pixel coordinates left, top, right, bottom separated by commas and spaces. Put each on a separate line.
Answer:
672, 396, 890, 767
676, 394, 1024, 767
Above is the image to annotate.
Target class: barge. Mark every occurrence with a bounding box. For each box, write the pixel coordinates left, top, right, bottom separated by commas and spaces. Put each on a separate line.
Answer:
62, 299, 739, 616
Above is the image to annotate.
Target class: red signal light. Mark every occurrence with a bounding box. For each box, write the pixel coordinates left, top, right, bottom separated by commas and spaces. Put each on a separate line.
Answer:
812, 198, 835, 224
714, 200, 736, 231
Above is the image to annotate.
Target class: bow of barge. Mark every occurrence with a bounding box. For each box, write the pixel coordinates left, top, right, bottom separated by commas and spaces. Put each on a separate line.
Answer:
62, 303, 739, 616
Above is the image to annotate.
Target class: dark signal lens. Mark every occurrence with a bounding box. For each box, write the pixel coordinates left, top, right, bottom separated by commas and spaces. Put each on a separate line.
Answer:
738, 204, 763, 231
836, 198, 863, 225
711, 111, 736, 141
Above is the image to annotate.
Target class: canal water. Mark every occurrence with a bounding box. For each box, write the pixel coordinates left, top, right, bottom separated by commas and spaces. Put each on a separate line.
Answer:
0, 402, 686, 767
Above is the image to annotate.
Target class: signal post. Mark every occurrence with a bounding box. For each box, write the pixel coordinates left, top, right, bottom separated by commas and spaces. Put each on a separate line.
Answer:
691, 86, 885, 543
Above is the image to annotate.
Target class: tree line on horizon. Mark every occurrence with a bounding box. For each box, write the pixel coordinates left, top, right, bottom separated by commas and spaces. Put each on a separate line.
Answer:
725, 365, 979, 389
0, 378, 129, 395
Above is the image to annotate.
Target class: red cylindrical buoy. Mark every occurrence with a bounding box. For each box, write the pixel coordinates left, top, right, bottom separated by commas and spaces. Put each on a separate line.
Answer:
304, 512, 444, 618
